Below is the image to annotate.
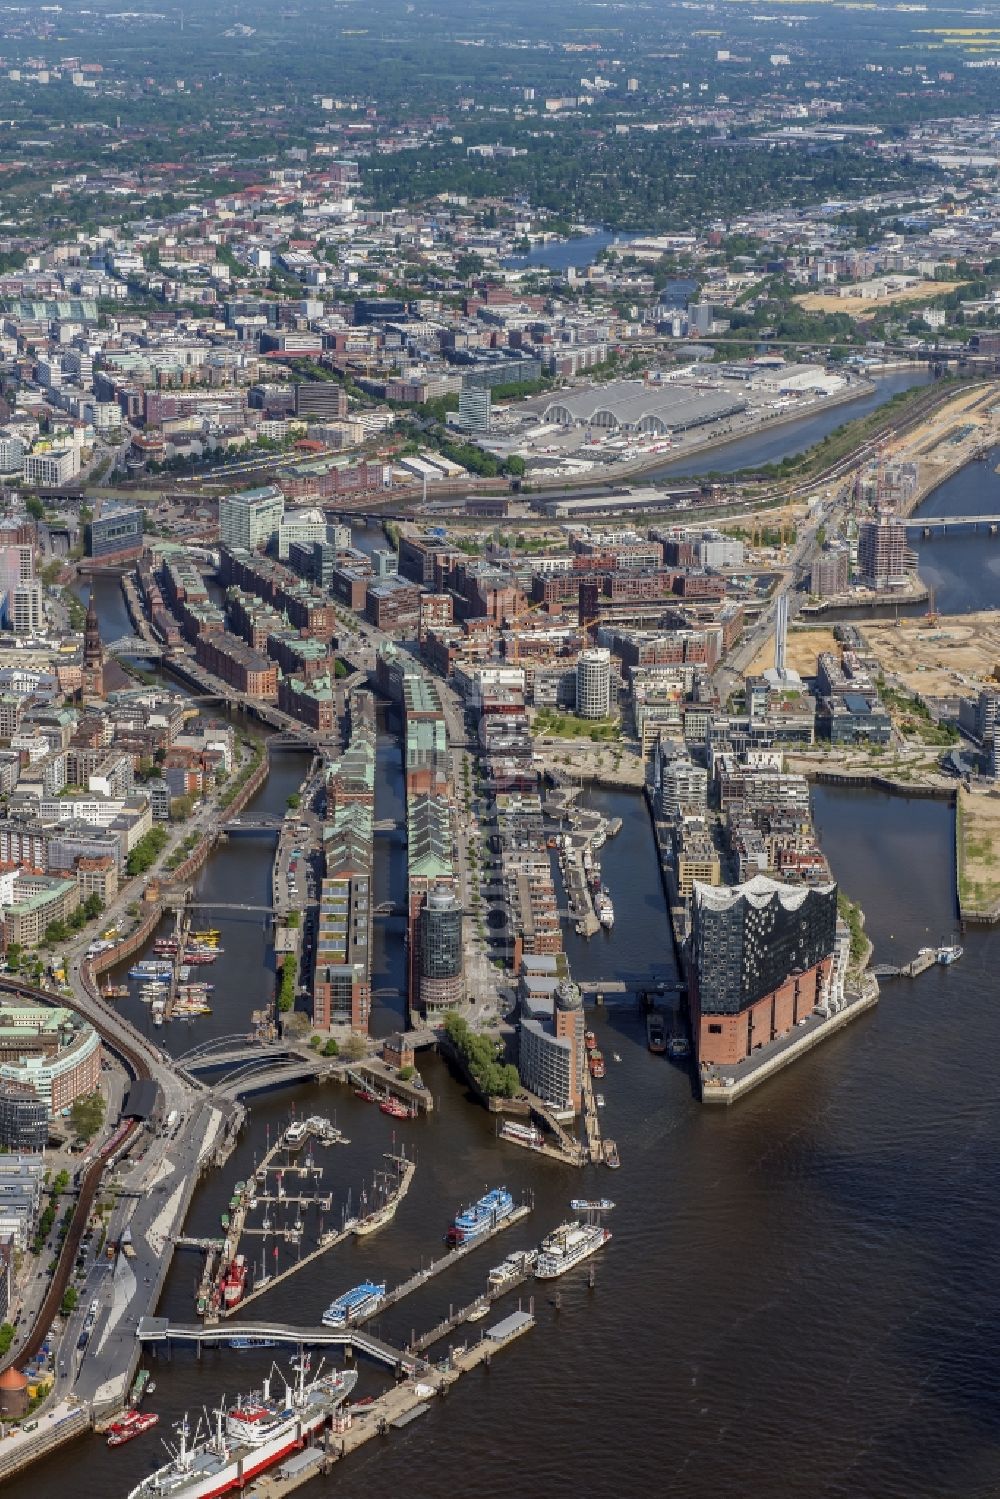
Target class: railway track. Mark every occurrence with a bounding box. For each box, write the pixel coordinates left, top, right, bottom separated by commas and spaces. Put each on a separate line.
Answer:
0, 976, 152, 1371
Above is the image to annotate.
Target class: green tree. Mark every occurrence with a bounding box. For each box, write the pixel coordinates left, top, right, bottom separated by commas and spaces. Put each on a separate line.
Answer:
70, 1091, 105, 1141
341, 1033, 366, 1061
60, 1287, 79, 1317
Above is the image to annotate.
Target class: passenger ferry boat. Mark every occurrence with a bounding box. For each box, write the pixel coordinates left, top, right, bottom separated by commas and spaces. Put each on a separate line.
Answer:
937, 943, 963, 965
569, 1198, 615, 1213
126, 1357, 357, 1499
321, 1281, 386, 1327
534, 1220, 612, 1280
500, 1120, 543, 1148
595, 891, 615, 930
446, 1187, 515, 1245
108, 1411, 159, 1447
487, 1248, 538, 1290
129, 961, 172, 980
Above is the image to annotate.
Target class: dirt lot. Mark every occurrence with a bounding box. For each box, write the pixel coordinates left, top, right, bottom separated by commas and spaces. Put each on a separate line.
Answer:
863, 613, 1000, 697
959, 786, 1000, 915
750, 626, 840, 678
793, 281, 964, 318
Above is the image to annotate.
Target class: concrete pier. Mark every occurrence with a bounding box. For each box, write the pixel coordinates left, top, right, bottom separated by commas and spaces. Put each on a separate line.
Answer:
245, 1312, 536, 1499
363, 1202, 533, 1324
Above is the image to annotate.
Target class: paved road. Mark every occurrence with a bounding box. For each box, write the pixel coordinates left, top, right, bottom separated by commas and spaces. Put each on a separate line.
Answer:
57, 1095, 232, 1408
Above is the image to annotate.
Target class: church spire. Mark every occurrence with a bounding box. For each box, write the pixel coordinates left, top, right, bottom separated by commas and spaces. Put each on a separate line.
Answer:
82, 592, 105, 698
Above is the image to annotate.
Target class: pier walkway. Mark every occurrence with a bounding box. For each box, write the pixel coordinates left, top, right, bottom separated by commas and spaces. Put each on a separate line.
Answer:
214, 1155, 416, 1321
136, 1317, 424, 1373
245, 1312, 536, 1499
355, 1202, 532, 1325
407, 1266, 535, 1354
580, 1058, 604, 1166
347, 1062, 435, 1113
872, 947, 952, 980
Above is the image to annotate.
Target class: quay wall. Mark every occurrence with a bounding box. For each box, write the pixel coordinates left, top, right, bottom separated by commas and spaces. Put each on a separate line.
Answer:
85, 900, 164, 990
805, 768, 956, 801
700, 981, 880, 1107
169, 753, 271, 888
0, 1406, 91, 1482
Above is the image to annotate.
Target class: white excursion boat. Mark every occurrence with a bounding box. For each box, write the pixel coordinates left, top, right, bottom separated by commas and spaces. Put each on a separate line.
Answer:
534, 1220, 612, 1279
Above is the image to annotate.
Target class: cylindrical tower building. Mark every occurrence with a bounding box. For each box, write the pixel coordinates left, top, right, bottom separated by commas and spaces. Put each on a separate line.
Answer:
576, 648, 611, 719
419, 886, 465, 1013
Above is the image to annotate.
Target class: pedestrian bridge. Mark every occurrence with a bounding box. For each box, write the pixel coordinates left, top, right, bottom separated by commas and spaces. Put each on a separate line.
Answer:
104, 634, 167, 659
135, 1317, 426, 1373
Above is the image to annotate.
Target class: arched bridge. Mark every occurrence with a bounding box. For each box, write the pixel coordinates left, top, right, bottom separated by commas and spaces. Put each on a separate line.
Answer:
104, 634, 168, 659
136, 1317, 426, 1373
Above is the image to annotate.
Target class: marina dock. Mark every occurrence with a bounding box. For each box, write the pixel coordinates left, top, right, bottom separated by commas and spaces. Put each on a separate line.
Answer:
216, 1155, 416, 1319
193, 1124, 403, 1321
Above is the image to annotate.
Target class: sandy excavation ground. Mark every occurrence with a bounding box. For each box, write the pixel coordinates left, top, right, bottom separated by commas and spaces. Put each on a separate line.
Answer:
750, 626, 840, 678
793, 281, 964, 317
862, 613, 1000, 697
959, 785, 1000, 913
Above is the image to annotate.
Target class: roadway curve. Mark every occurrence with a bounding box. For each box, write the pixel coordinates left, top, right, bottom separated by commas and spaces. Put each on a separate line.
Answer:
0, 976, 152, 1372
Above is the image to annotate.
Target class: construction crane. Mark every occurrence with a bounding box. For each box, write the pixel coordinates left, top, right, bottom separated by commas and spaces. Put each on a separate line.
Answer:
925, 584, 938, 627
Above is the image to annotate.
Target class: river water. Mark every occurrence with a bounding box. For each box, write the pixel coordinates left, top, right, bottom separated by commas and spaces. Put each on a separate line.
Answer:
19, 528, 1000, 1498
908, 441, 1000, 615
502, 230, 640, 272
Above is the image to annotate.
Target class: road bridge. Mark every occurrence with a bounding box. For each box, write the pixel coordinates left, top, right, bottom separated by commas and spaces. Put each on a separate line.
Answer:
174, 1031, 268, 1065
220, 815, 283, 833
902, 513, 1000, 533
182, 1042, 302, 1073
213, 1059, 333, 1099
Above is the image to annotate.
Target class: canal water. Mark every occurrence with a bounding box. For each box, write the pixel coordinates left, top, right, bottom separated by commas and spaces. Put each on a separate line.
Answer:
22, 556, 1000, 1497
647, 368, 934, 479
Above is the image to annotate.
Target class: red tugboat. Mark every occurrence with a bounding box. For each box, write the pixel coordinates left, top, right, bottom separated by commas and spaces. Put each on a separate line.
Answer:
589, 1050, 606, 1080
221, 1254, 249, 1309
584, 1030, 597, 1052
108, 1411, 160, 1448
354, 1086, 379, 1103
